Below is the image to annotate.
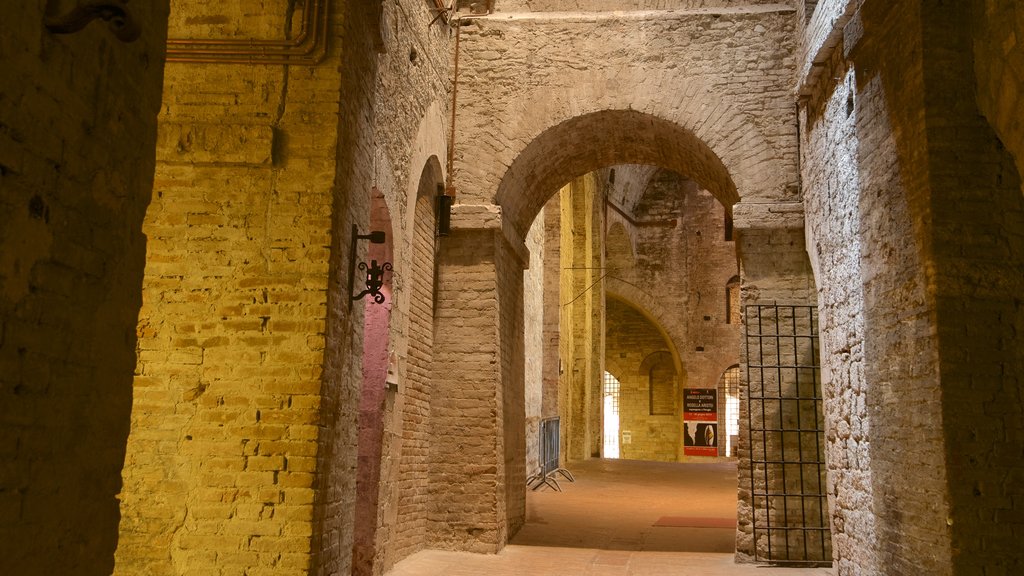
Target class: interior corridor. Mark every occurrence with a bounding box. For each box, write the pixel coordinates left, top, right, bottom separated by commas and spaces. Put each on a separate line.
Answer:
384, 459, 836, 575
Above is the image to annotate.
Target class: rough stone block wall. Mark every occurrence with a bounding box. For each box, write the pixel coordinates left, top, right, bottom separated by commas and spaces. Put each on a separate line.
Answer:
828, 2, 951, 573
0, 4, 168, 575
114, 2, 344, 574
798, 1, 1024, 573
800, 52, 876, 575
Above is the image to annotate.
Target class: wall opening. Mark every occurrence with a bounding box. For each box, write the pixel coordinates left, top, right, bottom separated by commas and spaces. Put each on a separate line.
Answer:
721, 365, 741, 457
602, 371, 621, 459
726, 275, 741, 325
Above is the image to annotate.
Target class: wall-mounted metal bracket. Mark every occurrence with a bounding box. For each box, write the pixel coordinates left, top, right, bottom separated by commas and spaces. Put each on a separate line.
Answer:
349, 225, 391, 308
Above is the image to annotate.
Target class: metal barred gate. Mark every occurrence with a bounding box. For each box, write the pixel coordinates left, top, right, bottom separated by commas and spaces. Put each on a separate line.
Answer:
744, 304, 832, 565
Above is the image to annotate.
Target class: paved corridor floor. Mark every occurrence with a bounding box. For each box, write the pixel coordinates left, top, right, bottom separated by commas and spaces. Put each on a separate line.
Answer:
385, 458, 835, 576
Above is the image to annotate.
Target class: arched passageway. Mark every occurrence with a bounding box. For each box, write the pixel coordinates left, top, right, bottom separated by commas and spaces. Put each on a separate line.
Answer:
431, 94, 822, 562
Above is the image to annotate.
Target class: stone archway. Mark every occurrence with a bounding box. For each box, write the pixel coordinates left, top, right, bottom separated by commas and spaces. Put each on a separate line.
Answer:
494, 109, 741, 239
431, 89, 819, 556
426, 7, 816, 559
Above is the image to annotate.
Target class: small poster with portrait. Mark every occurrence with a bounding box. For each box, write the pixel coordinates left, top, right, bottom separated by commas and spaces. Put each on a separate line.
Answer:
683, 388, 718, 457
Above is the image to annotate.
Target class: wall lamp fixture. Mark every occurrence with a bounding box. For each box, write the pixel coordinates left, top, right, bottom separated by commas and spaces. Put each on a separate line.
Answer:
437, 188, 452, 236
349, 225, 392, 307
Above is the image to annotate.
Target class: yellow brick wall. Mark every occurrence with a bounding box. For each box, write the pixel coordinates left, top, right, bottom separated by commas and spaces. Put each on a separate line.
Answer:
114, 3, 345, 574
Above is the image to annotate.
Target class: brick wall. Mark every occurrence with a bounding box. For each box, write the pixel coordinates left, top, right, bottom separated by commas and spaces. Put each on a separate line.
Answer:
115, 17, 343, 570
919, 4, 1024, 573
495, 0, 788, 11
542, 197, 563, 422
497, 226, 527, 539
801, 55, 877, 575
360, 0, 452, 572
798, 1, 1024, 573
429, 229, 506, 552
603, 168, 741, 462
0, 3, 168, 575
559, 175, 605, 460
458, 6, 799, 240
380, 168, 440, 571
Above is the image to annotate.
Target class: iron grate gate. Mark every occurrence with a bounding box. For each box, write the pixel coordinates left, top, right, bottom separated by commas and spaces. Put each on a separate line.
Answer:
744, 304, 832, 565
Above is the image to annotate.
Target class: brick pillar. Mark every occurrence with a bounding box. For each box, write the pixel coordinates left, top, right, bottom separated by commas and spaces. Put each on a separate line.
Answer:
558, 175, 605, 461
732, 202, 825, 563
428, 204, 528, 552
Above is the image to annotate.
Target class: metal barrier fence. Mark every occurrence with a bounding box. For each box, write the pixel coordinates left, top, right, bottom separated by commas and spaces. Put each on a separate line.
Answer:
526, 417, 574, 491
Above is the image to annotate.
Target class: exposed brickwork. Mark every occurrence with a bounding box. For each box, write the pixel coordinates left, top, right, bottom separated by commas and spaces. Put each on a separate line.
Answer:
380, 173, 440, 571
456, 7, 800, 238
429, 229, 505, 552
920, 5, 1024, 573
603, 168, 741, 462
0, 3, 169, 575
496, 0, 790, 12
801, 55, 877, 575
113, 2, 351, 573
605, 299, 680, 461
541, 196, 564, 446
559, 174, 605, 460
450, 4, 803, 557
7, 2, 1024, 574
797, 1, 1024, 573
329, 2, 452, 573
497, 226, 527, 539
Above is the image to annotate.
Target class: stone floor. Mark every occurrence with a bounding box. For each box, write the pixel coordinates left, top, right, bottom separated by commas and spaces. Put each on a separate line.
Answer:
384, 458, 836, 576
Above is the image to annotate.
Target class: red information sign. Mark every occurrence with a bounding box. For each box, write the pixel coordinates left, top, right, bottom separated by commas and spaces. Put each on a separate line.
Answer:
683, 388, 719, 457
